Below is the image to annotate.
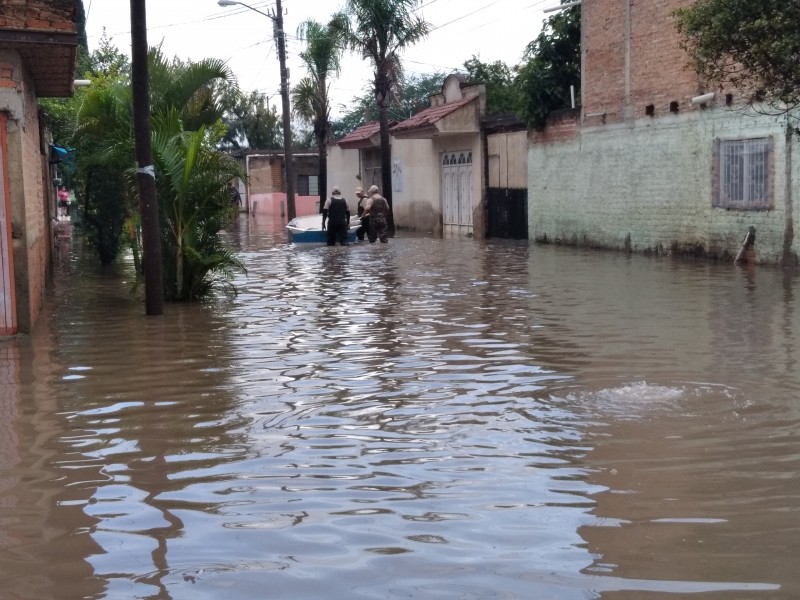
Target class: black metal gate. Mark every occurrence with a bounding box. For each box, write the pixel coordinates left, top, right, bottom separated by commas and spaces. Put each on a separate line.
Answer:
487, 188, 528, 239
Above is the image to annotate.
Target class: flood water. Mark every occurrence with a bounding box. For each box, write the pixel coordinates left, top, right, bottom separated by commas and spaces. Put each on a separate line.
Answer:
1, 215, 799, 599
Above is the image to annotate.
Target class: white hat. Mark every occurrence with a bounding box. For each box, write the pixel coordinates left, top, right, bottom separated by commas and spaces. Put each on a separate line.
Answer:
368, 185, 379, 194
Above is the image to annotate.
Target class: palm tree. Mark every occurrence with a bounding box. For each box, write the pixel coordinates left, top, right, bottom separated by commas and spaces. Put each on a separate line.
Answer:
150, 113, 245, 300
74, 49, 245, 299
335, 0, 430, 232
293, 18, 345, 210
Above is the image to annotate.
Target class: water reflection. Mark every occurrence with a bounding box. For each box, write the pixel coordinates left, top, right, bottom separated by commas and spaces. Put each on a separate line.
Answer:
0, 216, 798, 598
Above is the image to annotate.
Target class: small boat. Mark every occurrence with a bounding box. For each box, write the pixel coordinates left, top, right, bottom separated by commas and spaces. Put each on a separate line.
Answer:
286, 213, 361, 243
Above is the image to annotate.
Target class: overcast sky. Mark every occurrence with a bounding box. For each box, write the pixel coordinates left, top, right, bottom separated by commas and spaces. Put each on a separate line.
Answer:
84, 0, 554, 117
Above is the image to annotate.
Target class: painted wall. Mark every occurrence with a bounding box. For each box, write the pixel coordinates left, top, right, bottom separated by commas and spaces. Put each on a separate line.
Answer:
1, 51, 51, 333
389, 137, 440, 233
528, 108, 799, 262
326, 144, 361, 215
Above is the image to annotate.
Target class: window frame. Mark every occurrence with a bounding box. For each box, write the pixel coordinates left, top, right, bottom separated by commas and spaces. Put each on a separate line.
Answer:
297, 174, 319, 196
712, 136, 774, 210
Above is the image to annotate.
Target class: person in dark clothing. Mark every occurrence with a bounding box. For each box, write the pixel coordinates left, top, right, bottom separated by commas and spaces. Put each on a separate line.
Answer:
355, 186, 369, 241
228, 181, 242, 218
321, 186, 351, 246
362, 184, 389, 243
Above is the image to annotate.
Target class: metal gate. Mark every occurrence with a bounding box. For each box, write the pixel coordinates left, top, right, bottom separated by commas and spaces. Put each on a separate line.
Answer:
442, 151, 473, 236
487, 188, 528, 239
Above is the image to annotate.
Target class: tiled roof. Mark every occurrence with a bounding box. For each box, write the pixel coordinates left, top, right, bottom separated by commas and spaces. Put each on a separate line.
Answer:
335, 121, 385, 148
390, 95, 477, 135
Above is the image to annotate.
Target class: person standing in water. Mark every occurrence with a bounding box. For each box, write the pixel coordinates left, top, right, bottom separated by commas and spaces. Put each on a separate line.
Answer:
362, 184, 389, 243
321, 186, 351, 246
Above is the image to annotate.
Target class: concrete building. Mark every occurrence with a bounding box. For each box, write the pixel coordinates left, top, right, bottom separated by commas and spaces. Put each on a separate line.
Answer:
234, 150, 321, 220
528, 0, 799, 264
0, 0, 78, 335
328, 74, 488, 237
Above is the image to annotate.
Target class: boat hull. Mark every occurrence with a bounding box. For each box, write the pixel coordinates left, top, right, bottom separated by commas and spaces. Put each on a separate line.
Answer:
287, 214, 361, 244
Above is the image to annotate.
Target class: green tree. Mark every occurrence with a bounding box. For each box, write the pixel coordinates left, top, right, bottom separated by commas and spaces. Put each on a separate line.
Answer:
514, 4, 581, 130
293, 17, 345, 208
392, 71, 444, 119
217, 85, 282, 150
463, 57, 516, 115
73, 49, 245, 298
334, 0, 431, 231
675, 0, 800, 111
150, 115, 245, 301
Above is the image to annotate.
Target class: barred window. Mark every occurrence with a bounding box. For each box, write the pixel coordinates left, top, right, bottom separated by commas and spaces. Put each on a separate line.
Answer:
297, 175, 319, 196
713, 137, 772, 210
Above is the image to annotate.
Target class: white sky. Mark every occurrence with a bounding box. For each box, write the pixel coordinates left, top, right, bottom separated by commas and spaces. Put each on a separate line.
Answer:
84, 0, 554, 117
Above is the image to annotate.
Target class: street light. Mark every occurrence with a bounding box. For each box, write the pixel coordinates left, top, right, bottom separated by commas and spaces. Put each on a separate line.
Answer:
217, 0, 296, 221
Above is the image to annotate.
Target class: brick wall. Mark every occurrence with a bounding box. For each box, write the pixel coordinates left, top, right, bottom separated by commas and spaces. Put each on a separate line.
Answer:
583, 0, 701, 123
0, 0, 75, 33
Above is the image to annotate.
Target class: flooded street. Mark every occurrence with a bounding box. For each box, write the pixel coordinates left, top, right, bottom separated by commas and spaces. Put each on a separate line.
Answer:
1, 215, 799, 599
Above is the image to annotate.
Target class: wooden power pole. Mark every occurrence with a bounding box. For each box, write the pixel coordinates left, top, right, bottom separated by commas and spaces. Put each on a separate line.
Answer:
130, 0, 164, 315
274, 0, 296, 221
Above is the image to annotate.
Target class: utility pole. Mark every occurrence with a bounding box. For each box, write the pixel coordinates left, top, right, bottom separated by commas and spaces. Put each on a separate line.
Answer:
218, 0, 296, 221
273, 0, 296, 221
129, 0, 163, 315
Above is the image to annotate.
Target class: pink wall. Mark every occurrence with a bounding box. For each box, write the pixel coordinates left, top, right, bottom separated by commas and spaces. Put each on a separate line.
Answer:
248, 193, 321, 222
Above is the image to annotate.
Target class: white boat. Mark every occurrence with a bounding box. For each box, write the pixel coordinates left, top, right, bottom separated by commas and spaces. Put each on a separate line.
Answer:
286, 213, 361, 243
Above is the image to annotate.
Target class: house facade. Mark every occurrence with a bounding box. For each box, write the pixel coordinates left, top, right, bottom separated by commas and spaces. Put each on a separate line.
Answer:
328, 74, 488, 237
528, 0, 799, 264
0, 0, 78, 335
235, 150, 321, 219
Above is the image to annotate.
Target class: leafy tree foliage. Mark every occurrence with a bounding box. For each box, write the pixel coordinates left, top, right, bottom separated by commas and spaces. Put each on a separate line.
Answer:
462, 57, 516, 115
675, 0, 800, 111
217, 85, 281, 150
330, 71, 443, 139
71, 47, 245, 298
514, 5, 581, 130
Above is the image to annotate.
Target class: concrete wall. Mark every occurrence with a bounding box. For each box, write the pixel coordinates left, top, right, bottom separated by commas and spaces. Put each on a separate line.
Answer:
528, 108, 799, 262
1, 51, 50, 333
329, 129, 484, 236
389, 137, 440, 233
326, 144, 361, 215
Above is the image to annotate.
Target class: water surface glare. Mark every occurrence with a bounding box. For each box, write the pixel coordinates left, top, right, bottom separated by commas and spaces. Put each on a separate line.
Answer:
1, 216, 798, 599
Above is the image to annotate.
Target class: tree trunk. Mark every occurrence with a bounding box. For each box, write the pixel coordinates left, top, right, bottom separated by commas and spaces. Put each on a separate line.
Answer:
318, 140, 327, 214
378, 102, 394, 236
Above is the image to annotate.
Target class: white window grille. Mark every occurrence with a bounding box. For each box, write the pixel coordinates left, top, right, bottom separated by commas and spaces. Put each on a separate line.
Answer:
714, 138, 772, 210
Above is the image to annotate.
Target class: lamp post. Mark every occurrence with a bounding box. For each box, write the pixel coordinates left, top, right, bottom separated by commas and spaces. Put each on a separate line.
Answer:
218, 0, 296, 221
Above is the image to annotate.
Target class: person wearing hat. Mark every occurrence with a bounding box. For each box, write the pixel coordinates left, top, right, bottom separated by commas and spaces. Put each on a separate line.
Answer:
322, 186, 351, 246
362, 184, 390, 243
354, 186, 369, 241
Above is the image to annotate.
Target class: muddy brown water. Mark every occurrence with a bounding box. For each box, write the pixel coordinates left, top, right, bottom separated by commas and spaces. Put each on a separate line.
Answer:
1, 216, 798, 599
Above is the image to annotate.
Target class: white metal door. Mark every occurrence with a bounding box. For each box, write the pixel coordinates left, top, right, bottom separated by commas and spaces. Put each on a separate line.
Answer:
441, 151, 472, 236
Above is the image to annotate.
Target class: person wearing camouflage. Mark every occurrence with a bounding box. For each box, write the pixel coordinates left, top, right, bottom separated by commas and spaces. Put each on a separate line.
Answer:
362, 184, 389, 243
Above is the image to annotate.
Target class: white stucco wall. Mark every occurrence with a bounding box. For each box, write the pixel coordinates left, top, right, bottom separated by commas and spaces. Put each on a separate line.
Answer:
327, 144, 362, 214
329, 131, 485, 236
390, 138, 440, 233
528, 108, 800, 263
